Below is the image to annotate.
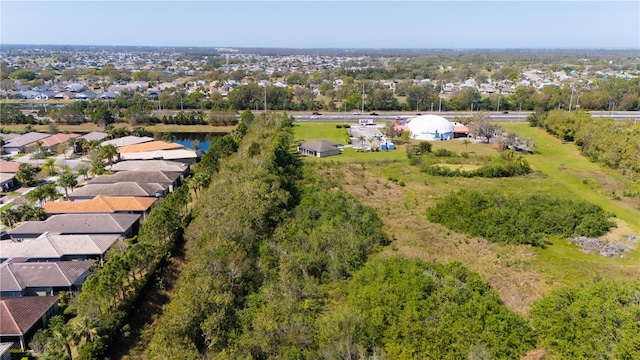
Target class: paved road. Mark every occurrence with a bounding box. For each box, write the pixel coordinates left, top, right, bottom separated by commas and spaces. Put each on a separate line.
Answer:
292, 111, 640, 122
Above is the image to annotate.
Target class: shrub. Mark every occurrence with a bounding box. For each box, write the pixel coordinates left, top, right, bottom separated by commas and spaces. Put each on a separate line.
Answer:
427, 190, 615, 246
434, 148, 457, 157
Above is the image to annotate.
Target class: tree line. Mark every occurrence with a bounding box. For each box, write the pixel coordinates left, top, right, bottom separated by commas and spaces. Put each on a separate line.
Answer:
529, 109, 640, 185
28, 121, 249, 359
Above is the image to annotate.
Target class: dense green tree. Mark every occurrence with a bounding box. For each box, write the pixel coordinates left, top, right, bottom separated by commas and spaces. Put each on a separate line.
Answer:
367, 88, 401, 110
531, 281, 640, 359
318, 257, 535, 359
428, 189, 615, 246
15, 163, 37, 186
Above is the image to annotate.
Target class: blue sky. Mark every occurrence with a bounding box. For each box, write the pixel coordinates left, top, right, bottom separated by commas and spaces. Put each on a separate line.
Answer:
1, 1, 639, 49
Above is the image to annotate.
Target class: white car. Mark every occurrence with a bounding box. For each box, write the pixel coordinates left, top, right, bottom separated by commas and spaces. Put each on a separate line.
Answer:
353, 111, 361, 115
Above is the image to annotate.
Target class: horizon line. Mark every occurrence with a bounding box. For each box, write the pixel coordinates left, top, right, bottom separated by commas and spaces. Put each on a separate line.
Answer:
2, 44, 640, 51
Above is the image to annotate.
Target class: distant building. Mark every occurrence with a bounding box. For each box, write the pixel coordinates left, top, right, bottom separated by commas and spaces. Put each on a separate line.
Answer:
298, 140, 340, 158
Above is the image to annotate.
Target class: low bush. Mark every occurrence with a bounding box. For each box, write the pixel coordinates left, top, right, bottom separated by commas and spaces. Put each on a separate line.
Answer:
427, 189, 615, 246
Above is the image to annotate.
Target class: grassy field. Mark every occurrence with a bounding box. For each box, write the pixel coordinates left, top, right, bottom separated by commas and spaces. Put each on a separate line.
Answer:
301, 122, 640, 317
292, 122, 352, 144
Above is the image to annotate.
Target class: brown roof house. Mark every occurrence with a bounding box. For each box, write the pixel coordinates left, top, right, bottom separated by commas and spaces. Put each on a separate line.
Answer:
0, 233, 122, 263
117, 140, 183, 154
8, 213, 141, 240
40, 133, 79, 152
298, 140, 340, 158
0, 260, 93, 297
0, 296, 59, 350
44, 195, 157, 220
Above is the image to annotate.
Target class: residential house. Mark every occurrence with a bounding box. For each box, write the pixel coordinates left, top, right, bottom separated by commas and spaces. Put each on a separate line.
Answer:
44, 194, 157, 220
101, 136, 154, 148
116, 140, 184, 154
110, 160, 188, 174
0, 343, 11, 360
2, 133, 50, 154
0, 162, 36, 191
8, 213, 141, 240
0, 296, 59, 350
88, 171, 182, 192
0, 233, 123, 263
77, 131, 108, 142
40, 133, 79, 152
0, 260, 93, 297
65, 83, 85, 92
117, 149, 198, 164
298, 140, 340, 158
98, 91, 117, 99
68, 182, 167, 200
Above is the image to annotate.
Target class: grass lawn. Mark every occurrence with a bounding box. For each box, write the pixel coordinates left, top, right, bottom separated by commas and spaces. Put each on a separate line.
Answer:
428, 138, 498, 157
503, 123, 640, 231
292, 122, 351, 144
305, 146, 407, 163
304, 123, 640, 315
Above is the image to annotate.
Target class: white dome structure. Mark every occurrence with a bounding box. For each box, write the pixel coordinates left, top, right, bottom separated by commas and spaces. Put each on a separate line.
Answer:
407, 114, 455, 141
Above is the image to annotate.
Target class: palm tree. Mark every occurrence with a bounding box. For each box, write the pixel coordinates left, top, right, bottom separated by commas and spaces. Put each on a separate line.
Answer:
25, 186, 47, 206
77, 164, 90, 180
0, 208, 20, 228
99, 144, 118, 166
357, 135, 365, 150
42, 158, 58, 176
57, 168, 78, 199
462, 139, 471, 151
41, 183, 60, 203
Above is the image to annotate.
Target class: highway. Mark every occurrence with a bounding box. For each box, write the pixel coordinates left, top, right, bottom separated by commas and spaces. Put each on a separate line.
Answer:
292, 111, 640, 122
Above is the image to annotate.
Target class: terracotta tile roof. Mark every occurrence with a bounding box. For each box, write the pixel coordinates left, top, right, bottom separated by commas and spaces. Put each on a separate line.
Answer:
0, 161, 36, 173
44, 195, 157, 214
41, 133, 79, 147
117, 140, 183, 154
0, 296, 58, 336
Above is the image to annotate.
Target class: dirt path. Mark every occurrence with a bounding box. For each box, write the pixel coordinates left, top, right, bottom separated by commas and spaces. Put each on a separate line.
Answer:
104, 237, 186, 360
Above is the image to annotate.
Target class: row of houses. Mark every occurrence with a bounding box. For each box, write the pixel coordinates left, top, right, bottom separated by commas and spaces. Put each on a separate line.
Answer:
0, 132, 193, 350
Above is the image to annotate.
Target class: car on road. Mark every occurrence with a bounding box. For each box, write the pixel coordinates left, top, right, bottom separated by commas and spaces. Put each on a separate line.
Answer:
416, 113, 422, 116
370, 112, 378, 116
311, 115, 319, 119
353, 111, 361, 115
502, 111, 509, 114
312, 111, 322, 115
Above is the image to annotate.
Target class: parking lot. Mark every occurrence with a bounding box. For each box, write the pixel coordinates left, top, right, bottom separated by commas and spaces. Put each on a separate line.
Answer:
348, 125, 391, 150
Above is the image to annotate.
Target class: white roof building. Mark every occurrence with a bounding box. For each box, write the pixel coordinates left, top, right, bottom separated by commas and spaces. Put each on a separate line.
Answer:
407, 115, 455, 141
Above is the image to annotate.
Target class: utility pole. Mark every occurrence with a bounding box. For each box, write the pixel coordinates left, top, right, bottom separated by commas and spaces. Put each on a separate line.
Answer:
264, 85, 267, 112
361, 81, 365, 113
438, 96, 442, 112
568, 85, 574, 112
497, 94, 500, 112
